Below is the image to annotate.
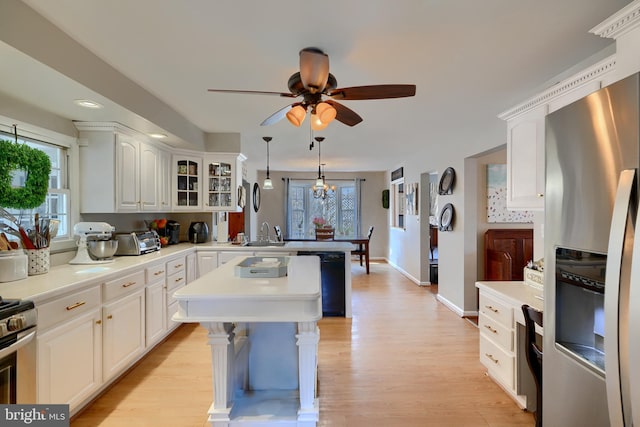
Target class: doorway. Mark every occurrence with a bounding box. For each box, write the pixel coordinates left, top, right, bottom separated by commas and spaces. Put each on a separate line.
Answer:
420, 172, 439, 284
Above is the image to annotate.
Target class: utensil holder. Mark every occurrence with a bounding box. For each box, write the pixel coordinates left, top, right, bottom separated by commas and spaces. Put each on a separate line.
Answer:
26, 247, 50, 275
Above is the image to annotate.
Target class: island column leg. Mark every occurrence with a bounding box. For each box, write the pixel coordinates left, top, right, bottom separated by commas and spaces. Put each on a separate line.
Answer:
297, 321, 320, 424
203, 322, 236, 426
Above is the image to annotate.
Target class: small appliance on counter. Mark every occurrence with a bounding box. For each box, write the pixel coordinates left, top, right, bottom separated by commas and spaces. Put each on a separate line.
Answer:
189, 222, 209, 243
0, 251, 28, 282
166, 220, 181, 244
69, 222, 118, 265
114, 230, 161, 255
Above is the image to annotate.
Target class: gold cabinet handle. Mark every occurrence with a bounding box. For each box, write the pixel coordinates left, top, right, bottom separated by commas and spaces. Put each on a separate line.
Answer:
174, 277, 184, 283
154, 270, 165, 276
66, 301, 86, 311
537, 193, 544, 198
107, 314, 113, 320
96, 320, 102, 325
485, 353, 499, 364
174, 263, 184, 268
485, 305, 499, 313
484, 325, 497, 334
122, 281, 137, 288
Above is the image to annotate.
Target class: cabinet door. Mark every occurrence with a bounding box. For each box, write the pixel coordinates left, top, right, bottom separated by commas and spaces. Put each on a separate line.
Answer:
173, 155, 202, 210
145, 281, 166, 347
102, 289, 145, 381
37, 308, 102, 410
196, 251, 218, 276
506, 106, 546, 210
116, 135, 140, 211
140, 142, 160, 211
158, 149, 172, 211
186, 252, 198, 283
204, 154, 242, 211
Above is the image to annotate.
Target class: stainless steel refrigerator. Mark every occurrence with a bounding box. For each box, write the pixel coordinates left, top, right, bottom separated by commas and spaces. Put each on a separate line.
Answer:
545, 72, 640, 426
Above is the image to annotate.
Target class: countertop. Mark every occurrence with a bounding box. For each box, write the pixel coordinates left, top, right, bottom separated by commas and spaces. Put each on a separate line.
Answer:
475, 281, 544, 313
0, 241, 352, 305
174, 255, 322, 322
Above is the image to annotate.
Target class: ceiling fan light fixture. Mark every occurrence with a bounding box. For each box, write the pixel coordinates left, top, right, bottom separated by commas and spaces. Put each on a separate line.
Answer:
310, 113, 330, 131
316, 102, 337, 123
299, 48, 329, 94
286, 105, 306, 127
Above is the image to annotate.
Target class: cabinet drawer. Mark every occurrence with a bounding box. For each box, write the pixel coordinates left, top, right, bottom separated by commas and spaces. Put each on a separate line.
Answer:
103, 270, 146, 302
479, 313, 513, 352
37, 286, 101, 331
479, 293, 512, 328
480, 334, 514, 390
146, 263, 166, 284
166, 256, 186, 276
166, 270, 186, 293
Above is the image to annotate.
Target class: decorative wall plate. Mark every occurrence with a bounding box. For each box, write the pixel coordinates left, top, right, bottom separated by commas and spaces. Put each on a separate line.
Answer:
252, 182, 261, 212
438, 167, 456, 195
439, 203, 454, 231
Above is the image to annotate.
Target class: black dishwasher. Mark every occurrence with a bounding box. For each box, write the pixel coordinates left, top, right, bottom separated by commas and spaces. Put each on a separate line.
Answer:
298, 251, 345, 316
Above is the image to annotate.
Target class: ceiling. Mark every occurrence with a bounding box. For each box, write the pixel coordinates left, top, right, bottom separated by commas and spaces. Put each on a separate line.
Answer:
0, 0, 630, 173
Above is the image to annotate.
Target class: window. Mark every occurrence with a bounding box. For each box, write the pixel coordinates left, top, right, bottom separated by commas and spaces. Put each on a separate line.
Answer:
286, 179, 361, 239
391, 178, 405, 229
1, 132, 70, 242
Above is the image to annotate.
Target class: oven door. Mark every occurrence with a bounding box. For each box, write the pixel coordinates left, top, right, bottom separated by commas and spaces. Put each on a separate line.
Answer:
0, 328, 36, 404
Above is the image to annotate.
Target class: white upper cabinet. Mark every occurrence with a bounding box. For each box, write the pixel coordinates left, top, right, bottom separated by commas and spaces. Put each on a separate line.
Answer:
77, 123, 168, 213
203, 153, 246, 212
172, 155, 202, 210
506, 106, 546, 210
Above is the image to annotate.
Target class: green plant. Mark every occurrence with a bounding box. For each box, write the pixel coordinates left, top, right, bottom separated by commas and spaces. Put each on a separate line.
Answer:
0, 140, 51, 209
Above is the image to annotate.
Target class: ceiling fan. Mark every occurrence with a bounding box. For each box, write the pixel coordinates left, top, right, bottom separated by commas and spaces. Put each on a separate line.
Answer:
207, 47, 416, 130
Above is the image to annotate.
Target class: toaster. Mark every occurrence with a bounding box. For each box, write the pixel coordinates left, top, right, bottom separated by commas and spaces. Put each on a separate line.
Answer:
114, 230, 161, 255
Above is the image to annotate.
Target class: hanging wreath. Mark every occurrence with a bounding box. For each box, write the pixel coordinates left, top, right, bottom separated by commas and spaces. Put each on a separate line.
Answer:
0, 139, 51, 209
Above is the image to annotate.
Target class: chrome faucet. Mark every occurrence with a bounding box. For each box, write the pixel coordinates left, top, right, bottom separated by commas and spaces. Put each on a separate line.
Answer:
260, 221, 271, 243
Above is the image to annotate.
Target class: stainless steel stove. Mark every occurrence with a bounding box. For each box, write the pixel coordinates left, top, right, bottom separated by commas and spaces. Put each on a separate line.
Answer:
0, 297, 37, 404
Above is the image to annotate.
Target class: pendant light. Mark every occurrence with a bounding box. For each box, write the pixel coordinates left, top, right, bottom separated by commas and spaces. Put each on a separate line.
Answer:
262, 136, 273, 190
313, 137, 325, 187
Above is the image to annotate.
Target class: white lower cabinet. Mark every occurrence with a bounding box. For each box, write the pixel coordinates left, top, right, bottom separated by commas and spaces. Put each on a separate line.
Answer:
145, 263, 167, 347
102, 289, 145, 381
37, 307, 102, 411
166, 255, 187, 330
197, 251, 218, 276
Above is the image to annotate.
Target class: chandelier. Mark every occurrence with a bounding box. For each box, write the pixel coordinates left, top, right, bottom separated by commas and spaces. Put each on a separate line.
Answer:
312, 136, 335, 199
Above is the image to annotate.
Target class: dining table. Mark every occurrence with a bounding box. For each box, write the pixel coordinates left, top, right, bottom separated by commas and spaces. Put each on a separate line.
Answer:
284, 234, 371, 274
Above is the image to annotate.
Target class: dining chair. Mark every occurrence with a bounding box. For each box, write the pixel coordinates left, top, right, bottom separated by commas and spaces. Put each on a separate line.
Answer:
351, 226, 374, 270
315, 227, 335, 241
522, 304, 543, 427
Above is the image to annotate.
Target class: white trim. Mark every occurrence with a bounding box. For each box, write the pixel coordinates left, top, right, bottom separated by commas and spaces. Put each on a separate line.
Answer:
385, 258, 422, 285
498, 55, 616, 121
590, 0, 640, 40
436, 294, 464, 317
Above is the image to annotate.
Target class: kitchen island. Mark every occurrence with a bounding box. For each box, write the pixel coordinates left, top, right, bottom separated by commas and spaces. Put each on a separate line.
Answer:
173, 255, 322, 427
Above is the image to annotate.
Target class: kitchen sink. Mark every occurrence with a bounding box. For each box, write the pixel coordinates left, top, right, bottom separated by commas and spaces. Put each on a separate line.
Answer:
243, 241, 286, 247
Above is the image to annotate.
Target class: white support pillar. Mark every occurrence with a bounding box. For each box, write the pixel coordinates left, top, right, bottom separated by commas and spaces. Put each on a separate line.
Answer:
203, 322, 236, 426
296, 321, 320, 423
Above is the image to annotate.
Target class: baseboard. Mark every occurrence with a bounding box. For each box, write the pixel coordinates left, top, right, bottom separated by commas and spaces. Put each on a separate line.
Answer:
385, 258, 423, 285
436, 294, 465, 317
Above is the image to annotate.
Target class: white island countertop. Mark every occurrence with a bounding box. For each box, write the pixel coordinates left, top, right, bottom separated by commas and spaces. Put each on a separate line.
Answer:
174, 255, 322, 323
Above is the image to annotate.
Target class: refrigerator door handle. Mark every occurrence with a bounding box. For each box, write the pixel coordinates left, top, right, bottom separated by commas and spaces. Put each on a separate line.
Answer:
630, 181, 640, 427
605, 168, 636, 427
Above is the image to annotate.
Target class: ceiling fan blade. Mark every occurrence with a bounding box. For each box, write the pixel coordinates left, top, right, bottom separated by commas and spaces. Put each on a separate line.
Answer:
208, 88, 296, 98
325, 100, 363, 127
260, 103, 295, 126
327, 84, 416, 100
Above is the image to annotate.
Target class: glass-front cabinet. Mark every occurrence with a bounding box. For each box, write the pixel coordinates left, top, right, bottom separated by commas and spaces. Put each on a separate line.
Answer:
203, 153, 245, 212
172, 155, 202, 210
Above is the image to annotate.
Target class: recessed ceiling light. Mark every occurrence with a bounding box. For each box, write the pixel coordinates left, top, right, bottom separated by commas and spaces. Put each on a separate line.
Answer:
149, 133, 167, 139
74, 99, 103, 109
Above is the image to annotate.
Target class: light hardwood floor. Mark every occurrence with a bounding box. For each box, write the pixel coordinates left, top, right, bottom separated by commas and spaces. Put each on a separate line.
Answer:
71, 261, 534, 427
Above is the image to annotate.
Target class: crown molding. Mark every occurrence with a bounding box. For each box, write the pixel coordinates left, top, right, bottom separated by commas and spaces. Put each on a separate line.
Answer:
498, 55, 616, 120
590, 0, 640, 40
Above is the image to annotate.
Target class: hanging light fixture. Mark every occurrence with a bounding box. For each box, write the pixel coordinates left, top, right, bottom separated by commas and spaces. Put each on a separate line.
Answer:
311, 137, 335, 200
310, 102, 336, 131
262, 136, 273, 190
286, 104, 307, 127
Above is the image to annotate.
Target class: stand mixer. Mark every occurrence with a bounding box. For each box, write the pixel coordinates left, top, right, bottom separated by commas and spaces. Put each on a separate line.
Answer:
69, 222, 116, 265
